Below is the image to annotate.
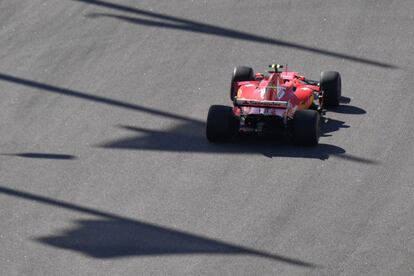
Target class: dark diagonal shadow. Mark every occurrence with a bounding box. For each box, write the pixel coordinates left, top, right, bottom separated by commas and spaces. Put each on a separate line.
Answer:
36, 218, 305, 261
1, 153, 76, 160
0, 185, 317, 267
72, 0, 397, 68
0, 73, 202, 124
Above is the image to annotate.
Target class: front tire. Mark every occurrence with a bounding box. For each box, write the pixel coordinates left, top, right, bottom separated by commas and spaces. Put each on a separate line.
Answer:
291, 110, 320, 146
230, 66, 254, 101
206, 105, 234, 142
320, 71, 341, 108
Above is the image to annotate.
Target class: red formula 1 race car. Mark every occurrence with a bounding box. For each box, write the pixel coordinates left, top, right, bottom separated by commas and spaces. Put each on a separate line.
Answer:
206, 64, 341, 145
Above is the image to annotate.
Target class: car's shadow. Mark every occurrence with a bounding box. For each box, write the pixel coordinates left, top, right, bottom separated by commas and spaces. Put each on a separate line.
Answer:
97, 107, 370, 162
99, 123, 343, 160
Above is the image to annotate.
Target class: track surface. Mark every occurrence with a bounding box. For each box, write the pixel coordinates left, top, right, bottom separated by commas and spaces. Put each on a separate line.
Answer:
1, 1, 414, 275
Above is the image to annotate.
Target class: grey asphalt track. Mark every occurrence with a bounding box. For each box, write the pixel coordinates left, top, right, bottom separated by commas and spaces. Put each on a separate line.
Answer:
1, 1, 413, 275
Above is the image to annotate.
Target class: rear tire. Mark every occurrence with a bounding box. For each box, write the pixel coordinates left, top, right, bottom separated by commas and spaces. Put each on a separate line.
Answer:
230, 66, 254, 101
291, 110, 320, 146
206, 105, 234, 142
320, 71, 341, 108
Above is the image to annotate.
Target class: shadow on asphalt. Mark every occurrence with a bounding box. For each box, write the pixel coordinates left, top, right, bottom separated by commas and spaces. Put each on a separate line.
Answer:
0, 73, 202, 124
36, 218, 307, 261
0, 185, 317, 267
98, 121, 348, 160
329, 105, 366, 115
320, 117, 349, 137
0, 153, 76, 160
98, 114, 375, 163
72, 0, 397, 69
339, 96, 352, 104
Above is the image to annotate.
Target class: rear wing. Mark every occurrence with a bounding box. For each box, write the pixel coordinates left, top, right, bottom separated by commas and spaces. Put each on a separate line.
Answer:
235, 98, 288, 109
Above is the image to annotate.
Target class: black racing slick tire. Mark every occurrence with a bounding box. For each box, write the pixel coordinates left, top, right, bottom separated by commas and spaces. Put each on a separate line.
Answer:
206, 105, 234, 142
320, 71, 341, 108
230, 66, 254, 101
292, 110, 320, 146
